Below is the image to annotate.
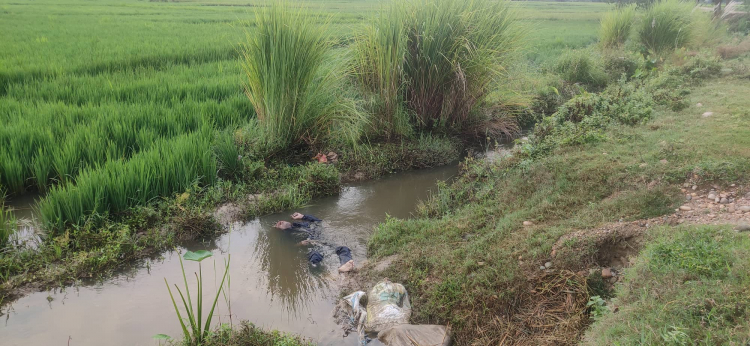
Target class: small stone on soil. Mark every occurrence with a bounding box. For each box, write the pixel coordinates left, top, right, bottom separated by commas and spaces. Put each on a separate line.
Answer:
523, 221, 534, 226
601, 268, 613, 278
544, 261, 552, 269
679, 206, 692, 211
702, 111, 714, 118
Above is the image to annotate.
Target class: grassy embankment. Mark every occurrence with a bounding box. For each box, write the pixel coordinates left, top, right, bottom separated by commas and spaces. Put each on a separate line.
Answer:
365, 2, 750, 345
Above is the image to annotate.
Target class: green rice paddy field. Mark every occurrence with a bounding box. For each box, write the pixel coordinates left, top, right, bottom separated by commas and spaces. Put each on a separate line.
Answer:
0, 0, 608, 230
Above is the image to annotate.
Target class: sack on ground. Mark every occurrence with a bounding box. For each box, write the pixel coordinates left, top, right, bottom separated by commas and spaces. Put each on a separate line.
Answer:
377, 324, 452, 346
364, 279, 411, 333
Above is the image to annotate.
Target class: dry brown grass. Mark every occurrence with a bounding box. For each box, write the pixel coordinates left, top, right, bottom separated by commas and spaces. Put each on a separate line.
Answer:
716, 38, 750, 59
469, 271, 591, 345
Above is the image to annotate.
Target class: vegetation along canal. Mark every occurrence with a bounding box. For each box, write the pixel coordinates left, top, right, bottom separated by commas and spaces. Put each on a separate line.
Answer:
2, 165, 457, 346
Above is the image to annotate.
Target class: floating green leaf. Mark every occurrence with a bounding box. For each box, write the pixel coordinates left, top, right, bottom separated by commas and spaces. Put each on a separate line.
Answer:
184, 250, 212, 262
152, 334, 171, 340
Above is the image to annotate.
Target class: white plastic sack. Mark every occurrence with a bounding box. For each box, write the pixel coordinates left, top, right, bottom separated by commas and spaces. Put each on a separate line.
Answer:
340, 291, 368, 345
364, 279, 411, 333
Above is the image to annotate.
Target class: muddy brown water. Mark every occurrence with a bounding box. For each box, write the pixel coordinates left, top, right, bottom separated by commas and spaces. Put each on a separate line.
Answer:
2, 165, 458, 346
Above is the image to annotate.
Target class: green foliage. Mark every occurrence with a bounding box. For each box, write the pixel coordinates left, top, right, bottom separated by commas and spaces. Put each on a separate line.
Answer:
554, 49, 609, 89
352, 5, 411, 138
39, 131, 217, 234
239, 3, 364, 155
586, 295, 609, 320
196, 322, 313, 346
0, 199, 16, 250
637, 0, 694, 55
354, 0, 522, 133
522, 76, 654, 158
676, 50, 722, 80
162, 251, 230, 344
599, 5, 636, 48
601, 49, 644, 81
583, 226, 750, 345
214, 132, 243, 181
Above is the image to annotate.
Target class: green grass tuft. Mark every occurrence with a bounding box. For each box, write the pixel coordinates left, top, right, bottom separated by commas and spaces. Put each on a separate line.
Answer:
638, 0, 694, 55
239, 2, 365, 155
599, 5, 636, 48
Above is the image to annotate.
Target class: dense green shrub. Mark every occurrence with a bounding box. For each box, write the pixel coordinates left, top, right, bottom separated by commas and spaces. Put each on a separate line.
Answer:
554, 49, 609, 89
602, 49, 644, 80
530, 76, 582, 119
521, 77, 654, 158
240, 3, 365, 155
599, 5, 636, 48
677, 50, 722, 80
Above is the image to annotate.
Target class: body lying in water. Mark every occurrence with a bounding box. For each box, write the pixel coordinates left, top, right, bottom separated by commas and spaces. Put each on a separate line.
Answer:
273, 213, 355, 272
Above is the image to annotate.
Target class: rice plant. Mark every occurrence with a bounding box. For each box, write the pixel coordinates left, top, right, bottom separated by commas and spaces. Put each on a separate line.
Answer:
160, 250, 230, 344
599, 5, 636, 48
0, 191, 16, 250
638, 0, 694, 55
239, 2, 365, 155
39, 131, 217, 234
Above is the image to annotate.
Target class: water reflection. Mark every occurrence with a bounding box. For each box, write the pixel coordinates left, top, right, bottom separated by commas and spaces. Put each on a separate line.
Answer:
252, 226, 332, 317
1, 165, 459, 346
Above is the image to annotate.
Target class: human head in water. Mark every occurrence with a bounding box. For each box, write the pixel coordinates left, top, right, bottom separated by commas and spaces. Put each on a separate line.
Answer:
273, 221, 292, 229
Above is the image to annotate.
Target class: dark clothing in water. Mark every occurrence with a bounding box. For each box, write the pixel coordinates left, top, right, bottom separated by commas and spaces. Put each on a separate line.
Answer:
291, 216, 322, 240
291, 222, 321, 240
336, 246, 353, 265
300, 214, 322, 222
308, 251, 324, 265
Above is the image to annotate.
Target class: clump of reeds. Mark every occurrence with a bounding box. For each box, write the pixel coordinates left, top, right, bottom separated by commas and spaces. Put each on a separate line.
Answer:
352, 6, 412, 138
638, 0, 694, 54
239, 2, 365, 155
353, 0, 522, 136
599, 5, 636, 48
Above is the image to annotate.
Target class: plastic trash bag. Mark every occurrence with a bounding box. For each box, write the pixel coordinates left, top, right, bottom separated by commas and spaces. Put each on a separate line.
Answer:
365, 279, 411, 333
334, 291, 368, 345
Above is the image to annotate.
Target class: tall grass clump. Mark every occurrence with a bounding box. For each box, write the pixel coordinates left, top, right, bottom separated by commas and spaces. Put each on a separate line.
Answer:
599, 5, 636, 48
354, 0, 522, 133
239, 3, 365, 155
39, 131, 217, 234
638, 0, 694, 54
353, 6, 411, 138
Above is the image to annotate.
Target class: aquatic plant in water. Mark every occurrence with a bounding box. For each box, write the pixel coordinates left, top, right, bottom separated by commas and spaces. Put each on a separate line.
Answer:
158, 250, 230, 344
